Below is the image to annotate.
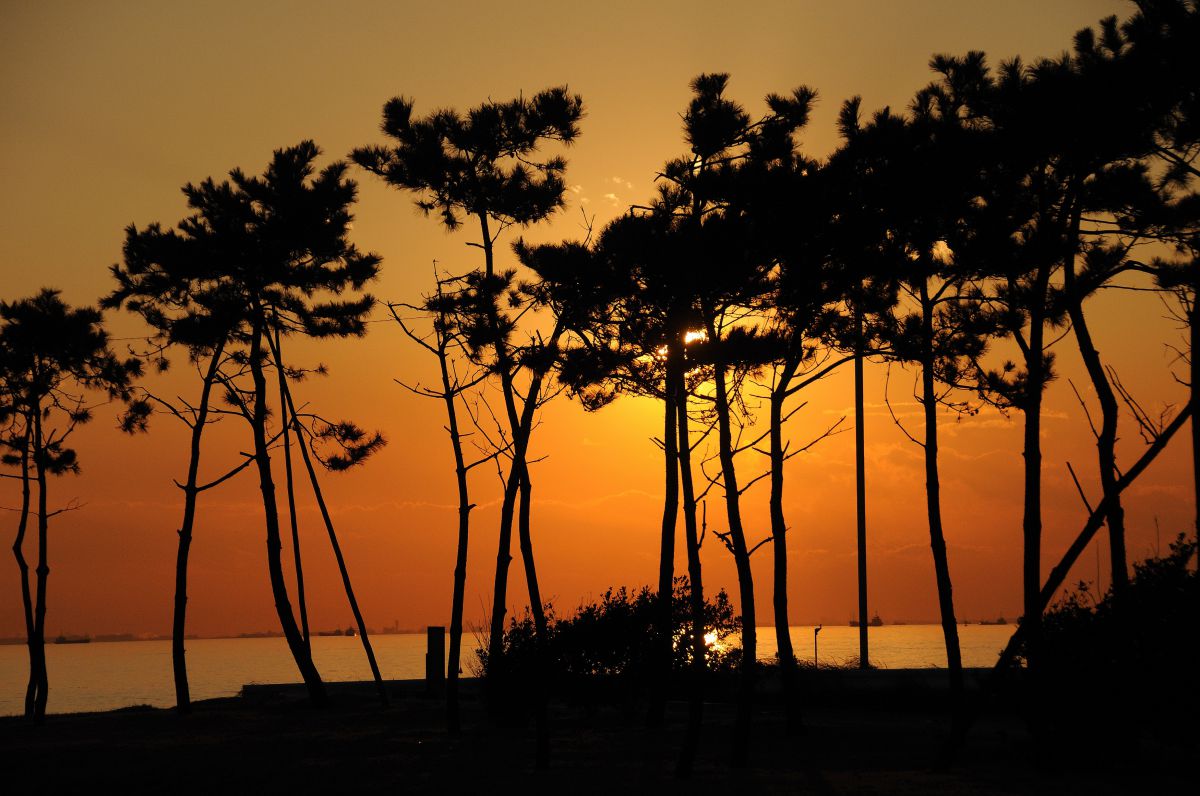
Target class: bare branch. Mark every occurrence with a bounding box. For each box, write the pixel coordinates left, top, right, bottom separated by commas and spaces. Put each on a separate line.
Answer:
1065, 461, 1095, 515
885, 364, 924, 448
1068, 379, 1100, 442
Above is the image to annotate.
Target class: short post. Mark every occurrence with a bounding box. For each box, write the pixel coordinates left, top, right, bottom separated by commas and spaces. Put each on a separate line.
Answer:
814, 625, 822, 667
426, 626, 446, 689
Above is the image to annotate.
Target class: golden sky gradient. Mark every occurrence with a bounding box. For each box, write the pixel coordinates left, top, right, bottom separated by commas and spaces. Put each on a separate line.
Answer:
3, 0, 1189, 639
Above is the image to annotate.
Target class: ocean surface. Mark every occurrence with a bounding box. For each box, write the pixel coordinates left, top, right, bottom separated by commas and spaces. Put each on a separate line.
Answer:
0, 624, 1015, 717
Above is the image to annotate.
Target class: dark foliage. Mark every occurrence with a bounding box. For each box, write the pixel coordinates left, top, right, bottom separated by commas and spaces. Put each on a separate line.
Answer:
476, 578, 740, 702
1014, 536, 1199, 753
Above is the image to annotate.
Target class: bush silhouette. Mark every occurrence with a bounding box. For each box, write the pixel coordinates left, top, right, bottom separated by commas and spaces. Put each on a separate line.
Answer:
1015, 535, 1199, 759
477, 578, 739, 706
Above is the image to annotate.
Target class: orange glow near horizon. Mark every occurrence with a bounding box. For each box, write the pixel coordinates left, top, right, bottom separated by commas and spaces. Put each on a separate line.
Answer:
2, 0, 1179, 645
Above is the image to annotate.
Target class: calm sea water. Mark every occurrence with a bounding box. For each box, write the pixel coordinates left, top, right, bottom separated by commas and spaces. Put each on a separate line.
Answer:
0, 624, 1014, 717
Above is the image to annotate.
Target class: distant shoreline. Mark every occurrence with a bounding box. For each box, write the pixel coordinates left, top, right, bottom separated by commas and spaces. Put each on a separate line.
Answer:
0, 628, 428, 646
0, 622, 1013, 646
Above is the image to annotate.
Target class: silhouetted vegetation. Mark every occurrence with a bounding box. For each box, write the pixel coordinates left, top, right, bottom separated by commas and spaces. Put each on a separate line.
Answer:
355, 86, 584, 766
1013, 535, 1198, 760
0, 290, 143, 720
476, 579, 740, 705
3, 0, 1200, 783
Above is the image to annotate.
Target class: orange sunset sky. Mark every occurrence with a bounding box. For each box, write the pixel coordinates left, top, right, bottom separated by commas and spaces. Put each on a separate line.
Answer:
1, 0, 1189, 639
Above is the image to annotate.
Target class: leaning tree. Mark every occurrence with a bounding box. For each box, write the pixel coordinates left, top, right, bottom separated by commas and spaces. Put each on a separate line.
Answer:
156, 141, 384, 706
106, 223, 252, 713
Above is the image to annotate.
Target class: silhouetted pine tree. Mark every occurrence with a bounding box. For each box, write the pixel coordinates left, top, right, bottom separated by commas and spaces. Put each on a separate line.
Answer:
924, 51, 1084, 679
106, 223, 245, 713
354, 87, 582, 766
749, 146, 872, 730
0, 290, 143, 720
163, 141, 382, 707
822, 98, 907, 672
930, 22, 1187, 676
655, 73, 816, 768
838, 96, 997, 735
390, 273, 497, 734
1122, 0, 1200, 542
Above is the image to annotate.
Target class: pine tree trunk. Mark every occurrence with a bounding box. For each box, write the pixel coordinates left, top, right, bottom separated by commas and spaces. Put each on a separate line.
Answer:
673, 360, 706, 779
770, 357, 802, 733
434, 322, 473, 734
855, 306, 869, 669
991, 401, 1193, 673
1192, 296, 1199, 546
517, 470, 545, 635
274, 327, 311, 651
482, 211, 528, 672
704, 313, 756, 769
172, 341, 226, 713
1020, 266, 1049, 679
919, 284, 964, 723
517, 466, 550, 769
649, 362, 679, 729
486, 318, 562, 694
12, 425, 35, 718
488, 450, 521, 667
31, 407, 50, 720
268, 331, 387, 707
1063, 220, 1127, 593
247, 315, 325, 706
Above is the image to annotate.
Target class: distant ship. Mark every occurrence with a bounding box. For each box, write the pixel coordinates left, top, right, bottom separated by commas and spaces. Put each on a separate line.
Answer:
54, 634, 90, 644
849, 613, 884, 627
979, 617, 1008, 625
316, 627, 357, 637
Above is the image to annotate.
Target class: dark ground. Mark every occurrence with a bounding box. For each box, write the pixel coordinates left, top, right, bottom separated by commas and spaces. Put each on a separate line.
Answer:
0, 671, 1193, 794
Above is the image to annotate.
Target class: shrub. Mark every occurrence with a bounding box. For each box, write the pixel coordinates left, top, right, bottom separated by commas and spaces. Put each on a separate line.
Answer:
476, 577, 740, 698
1020, 534, 1198, 751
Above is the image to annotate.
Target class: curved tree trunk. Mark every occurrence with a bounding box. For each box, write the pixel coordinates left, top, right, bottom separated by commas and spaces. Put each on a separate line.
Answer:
172, 340, 226, 713
918, 284, 964, 723
247, 315, 325, 706
474, 210, 556, 765
483, 211, 530, 671
517, 470, 545, 634
486, 358, 549, 667
274, 327, 311, 651
1063, 219, 1127, 593
11, 426, 35, 718
517, 465, 550, 769
485, 324, 562, 672
489, 451, 522, 663
704, 313, 756, 769
268, 330, 387, 707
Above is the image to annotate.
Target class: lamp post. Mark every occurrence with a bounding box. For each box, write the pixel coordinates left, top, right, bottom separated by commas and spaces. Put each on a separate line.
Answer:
814, 624, 823, 667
